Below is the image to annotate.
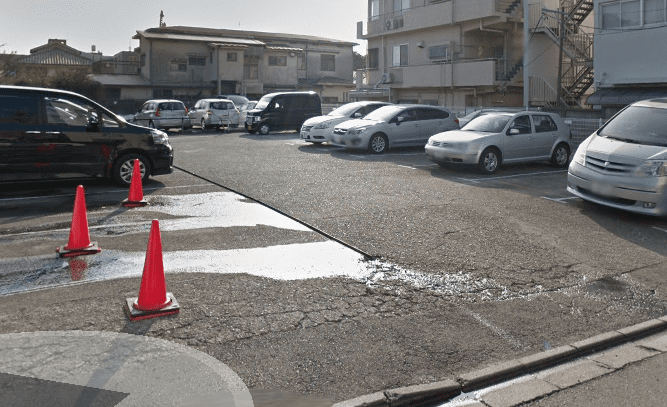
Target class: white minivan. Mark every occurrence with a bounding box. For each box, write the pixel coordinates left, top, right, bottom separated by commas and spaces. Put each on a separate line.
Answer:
188, 99, 239, 130
567, 98, 667, 216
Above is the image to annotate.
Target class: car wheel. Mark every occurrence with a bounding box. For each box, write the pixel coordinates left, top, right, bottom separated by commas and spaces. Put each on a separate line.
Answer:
258, 123, 270, 135
200, 119, 207, 130
478, 147, 500, 175
113, 154, 151, 187
551, 143, 570, 168
368, 133, 388, 154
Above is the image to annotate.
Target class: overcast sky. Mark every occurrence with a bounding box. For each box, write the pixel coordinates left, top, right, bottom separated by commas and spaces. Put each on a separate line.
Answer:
0, 0, 368, 56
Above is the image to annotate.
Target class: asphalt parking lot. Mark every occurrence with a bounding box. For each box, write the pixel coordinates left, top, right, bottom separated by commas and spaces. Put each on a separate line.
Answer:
1, 127, 667, 404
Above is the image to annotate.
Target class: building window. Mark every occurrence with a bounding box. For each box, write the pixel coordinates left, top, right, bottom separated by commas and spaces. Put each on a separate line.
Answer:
601, 0, 643, 28
245, 65, 259, 79
210, 51, 213, 64
227, 52, 237, 62
321, 54, 335, 71
188, 56, 206, 66
428, 45, 448, 60
371, 0, 380, 20
644, 0, 667, 24
268, 56, 287, 66
170, 60, 187, 71
394, 0, 410, 15
140, 54, 145, 67
392, 44, 408, 67
298, 53, 306, 70
105, 88, 121, 100
368, 48, 379, 68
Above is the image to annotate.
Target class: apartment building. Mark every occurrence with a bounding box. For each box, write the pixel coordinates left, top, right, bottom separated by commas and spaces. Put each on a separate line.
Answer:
586, 0, 667, 116
133, 26, 357, 103
353, 0, 526, 106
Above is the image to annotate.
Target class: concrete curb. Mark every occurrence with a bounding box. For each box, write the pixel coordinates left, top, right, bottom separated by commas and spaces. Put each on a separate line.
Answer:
332, 317, 667, 407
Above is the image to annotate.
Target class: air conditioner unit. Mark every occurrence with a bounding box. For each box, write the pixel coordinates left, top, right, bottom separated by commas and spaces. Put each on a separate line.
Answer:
386, 20, 392, 30
393, 18, 403, 29
381, 72, 392, 83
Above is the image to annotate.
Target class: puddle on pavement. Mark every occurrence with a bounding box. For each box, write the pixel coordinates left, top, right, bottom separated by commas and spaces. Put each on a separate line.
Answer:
1, 192, 309, 242
0, 245, 525, 300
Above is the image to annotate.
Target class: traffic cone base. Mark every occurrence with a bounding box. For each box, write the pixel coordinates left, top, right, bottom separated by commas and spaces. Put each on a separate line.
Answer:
124, 292, 180, 321
56, 242, 101, 258
122, 158, 148, 208
58, 185, 101, 257
121, 198, 148, 208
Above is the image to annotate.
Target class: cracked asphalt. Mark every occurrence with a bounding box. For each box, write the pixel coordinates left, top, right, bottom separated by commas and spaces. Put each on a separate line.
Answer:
1, 130, 667, 403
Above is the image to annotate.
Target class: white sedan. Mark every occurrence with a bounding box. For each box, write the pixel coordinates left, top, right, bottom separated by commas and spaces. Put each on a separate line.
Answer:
300, 101, 391, 144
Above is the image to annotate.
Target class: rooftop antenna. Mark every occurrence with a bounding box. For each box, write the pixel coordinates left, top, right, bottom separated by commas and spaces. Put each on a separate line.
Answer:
159, 10, 166, 28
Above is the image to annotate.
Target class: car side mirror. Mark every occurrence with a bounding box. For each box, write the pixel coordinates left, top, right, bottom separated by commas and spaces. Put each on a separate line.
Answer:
508, 128, 520, 135
353, 112, 362, 118
396, 116, 404, 125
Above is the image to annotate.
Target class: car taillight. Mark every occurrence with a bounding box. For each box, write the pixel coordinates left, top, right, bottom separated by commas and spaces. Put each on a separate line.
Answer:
206, 110, 213, 115
455, 118, 459, 125
185, 107, 189, 114
155, 109, 160, 117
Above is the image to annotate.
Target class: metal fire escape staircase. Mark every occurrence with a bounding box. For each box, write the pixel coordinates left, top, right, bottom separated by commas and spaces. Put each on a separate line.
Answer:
531, 0, 594, 107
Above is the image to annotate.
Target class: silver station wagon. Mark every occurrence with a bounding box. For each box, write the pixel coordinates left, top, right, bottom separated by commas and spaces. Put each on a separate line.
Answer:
425, 111, 572, 174
568, 98, 667, 216
332, 104, 459, 154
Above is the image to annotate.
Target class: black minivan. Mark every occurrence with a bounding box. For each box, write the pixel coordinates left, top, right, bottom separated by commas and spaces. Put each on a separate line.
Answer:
0, 85, 173, 186
245, 91, 321, 135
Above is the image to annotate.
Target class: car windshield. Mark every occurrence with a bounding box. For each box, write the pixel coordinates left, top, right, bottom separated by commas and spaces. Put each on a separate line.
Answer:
255, 96, 272, 110
462, 114, 512, 133
361, 105, 405, 122
328, 104, 362, 117
598, 105, 667, 146
240, 102, 256, 111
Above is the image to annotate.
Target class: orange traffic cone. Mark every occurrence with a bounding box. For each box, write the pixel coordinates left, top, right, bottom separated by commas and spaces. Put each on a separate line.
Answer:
56, 185, 101, 257
124, 220, 180, 321
122, 159, 148, 208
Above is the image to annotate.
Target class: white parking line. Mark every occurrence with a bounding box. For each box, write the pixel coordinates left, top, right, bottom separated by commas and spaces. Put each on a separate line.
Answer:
542, 196, 580, 203
653, 227, 667, 234
460, 170, 568, 182
396, 165, 417, 170
349, 155, 367, 159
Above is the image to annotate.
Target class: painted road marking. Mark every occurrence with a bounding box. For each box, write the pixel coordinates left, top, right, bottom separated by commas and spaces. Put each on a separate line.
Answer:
460, 170, 568, 183
542, 196, 580, 203
397, 165, 418, 170
653, 227, 667, 234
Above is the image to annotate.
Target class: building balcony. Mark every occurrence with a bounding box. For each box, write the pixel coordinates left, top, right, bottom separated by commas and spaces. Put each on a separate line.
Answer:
359, 0, 521, 39
360, 58, 511, 90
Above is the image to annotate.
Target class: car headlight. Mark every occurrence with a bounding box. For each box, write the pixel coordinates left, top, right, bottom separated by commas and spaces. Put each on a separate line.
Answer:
151, 129, 169, 145
348, 127, 368, 135
314, 122, 331, 130
636, 160, 667, 177
573, 145, 586, 167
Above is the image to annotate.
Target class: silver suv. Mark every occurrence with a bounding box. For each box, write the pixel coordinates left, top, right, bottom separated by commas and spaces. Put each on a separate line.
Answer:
568, 98, 667, 216
332, 104, 459, 154
134, 99, 192, 131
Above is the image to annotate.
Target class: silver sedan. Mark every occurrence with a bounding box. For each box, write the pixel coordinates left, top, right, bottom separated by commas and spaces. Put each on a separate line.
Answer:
425, 111, 572, 174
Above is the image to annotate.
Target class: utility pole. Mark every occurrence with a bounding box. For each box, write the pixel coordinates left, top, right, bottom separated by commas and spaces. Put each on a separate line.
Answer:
544, 7, 567, 112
